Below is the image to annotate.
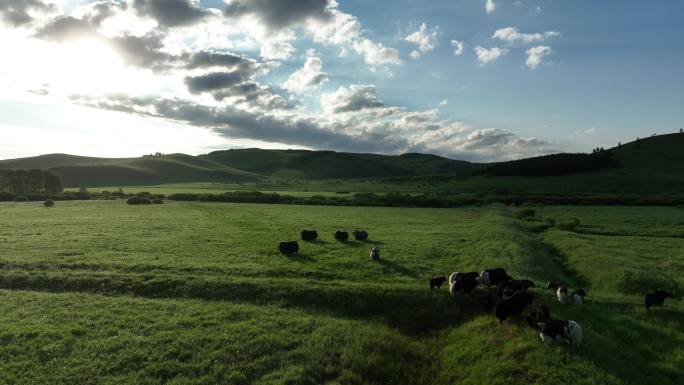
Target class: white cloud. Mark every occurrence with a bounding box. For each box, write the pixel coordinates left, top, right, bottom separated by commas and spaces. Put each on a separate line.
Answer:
352, 38, 401, 67
439, 99, 448, 106
450, 39, 464, 56
485, 0, 496, 14
260, 39, 295, 60
404, 23, 439, 59
525, 45, 552, 69
493, 27, 560, 44
283, 52, 330, 93
474, 46, 508, 64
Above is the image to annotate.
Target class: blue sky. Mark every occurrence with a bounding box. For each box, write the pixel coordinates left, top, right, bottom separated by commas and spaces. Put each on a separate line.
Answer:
1, 0, 682, 161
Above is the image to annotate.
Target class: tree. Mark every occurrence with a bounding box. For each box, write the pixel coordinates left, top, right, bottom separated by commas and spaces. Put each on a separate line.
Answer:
43, 171, 64, 193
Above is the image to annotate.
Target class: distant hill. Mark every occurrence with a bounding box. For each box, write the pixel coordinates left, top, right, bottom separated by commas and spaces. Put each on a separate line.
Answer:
0, 150, 481, 186
1, 133, 682, 191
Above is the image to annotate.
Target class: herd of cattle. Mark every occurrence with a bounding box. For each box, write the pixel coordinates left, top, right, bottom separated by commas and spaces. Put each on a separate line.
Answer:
430, 268, 585, 346
430, 268, 677, 347
277, 232, 677, 347
278, 230, 379, 260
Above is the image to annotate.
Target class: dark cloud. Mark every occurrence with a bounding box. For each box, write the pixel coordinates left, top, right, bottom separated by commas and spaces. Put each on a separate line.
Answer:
71, 94, 403, 153
0, 0, 55, 27
322, 85, 385, 113
34, 16, 96, 41
108, 33, 175, 71
133, 0, 212, 28
185, 72, 247, 93
184, 51, 261, 72
223, 0, 333, 33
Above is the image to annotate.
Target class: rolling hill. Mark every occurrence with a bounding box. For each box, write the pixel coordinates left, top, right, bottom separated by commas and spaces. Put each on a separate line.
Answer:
1, 133, 683, 191
0, 149, 481, 187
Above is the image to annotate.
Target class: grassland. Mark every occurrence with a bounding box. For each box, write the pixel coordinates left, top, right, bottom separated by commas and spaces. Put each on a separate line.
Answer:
0, 201, 682, 384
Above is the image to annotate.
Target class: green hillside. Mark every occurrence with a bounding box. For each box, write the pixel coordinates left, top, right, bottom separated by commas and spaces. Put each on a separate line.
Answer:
0, 149, 480, 186
1, 133, 683, 191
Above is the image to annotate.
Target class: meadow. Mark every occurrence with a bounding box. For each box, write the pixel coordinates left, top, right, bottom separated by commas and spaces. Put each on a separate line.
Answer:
0, 200, 682, 384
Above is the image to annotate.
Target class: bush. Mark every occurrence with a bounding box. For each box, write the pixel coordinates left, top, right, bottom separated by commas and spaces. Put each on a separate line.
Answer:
127, 197, 151, 205
545, 217, 556, 226
14, 195, 28, 202
616, 269, 679, 295
557, 218, 580, 231
513, 208, 535, 220
0, 192, 16, 201
43, 200, 55, 207
152, 199, 164, 204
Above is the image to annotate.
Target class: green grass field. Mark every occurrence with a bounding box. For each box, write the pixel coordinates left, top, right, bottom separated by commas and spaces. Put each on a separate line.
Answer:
0, 201, 682, 384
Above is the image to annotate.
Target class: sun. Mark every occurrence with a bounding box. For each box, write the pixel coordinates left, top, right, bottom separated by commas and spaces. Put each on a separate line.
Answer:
49, 38, 130, 94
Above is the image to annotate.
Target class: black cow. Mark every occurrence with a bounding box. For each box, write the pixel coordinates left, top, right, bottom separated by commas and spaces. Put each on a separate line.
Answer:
536, 319, 583, 346
497, 279, 534, 298
450, 277, 479, 297
480, 268, 513, 286
430, 276, 447, 289
334, 231, 349, 241
278, 241, 299, 255
352, 230, 368, 240
494, 291, 535, 324
645, 290, 675, 310
456, 272, 480, 281
300, 230, 318, 241
526, 302, 551, 328
570, 288, 588, 304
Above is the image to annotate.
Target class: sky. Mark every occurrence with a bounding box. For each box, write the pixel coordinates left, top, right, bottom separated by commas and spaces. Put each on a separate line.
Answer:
1, 0, 683, 162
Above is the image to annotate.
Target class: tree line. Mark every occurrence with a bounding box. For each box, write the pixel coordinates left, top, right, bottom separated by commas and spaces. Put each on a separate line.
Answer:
0, 169, 64, 194
482, 150, 618, 177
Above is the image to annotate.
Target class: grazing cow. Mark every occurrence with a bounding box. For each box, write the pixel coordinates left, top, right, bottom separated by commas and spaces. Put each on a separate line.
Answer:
448, 272, 459, 286
300, 230, 318, 241
536, 320, 582, 346
644, 290, 675, 310
430, 276, 447, 289
334, 230, 349, 241
571, 289, 588, 304
278, 241, 299, 255
352, 230, 369, 240
450, 277, 479, 297
369, 246, 380, 261
547, 281, 569, 304
497, 279, 534, 298
480, 268, 513, 286
526, 302, 551, 328
456, 272, 480, 281
494, 291, 536, 324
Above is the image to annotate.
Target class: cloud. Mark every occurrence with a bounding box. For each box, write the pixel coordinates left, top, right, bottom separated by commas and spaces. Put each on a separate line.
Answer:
321, 85, 385, 114
450, 39, 464, 56
132, 0, 213, 28
185, 51, 261, 72
352, 38, 401, 67
0, 0, 56, 27
492, 27, 560, 44
259, 40, 296, 60
485, 0, 496, 14
525, 45, 552, 69
34, 16, 96, 41
107, 33, 175, 70
404, 23, 439, 59
223, 0, 333, 34
473, 46, 508, 64
439, 99, 448, 106
283, 53, 330, 93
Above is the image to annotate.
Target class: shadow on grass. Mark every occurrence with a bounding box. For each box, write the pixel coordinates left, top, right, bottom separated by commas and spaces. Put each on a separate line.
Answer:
284, 253, 317, 263
570, 298, 684, 385
376, 258, 419, 279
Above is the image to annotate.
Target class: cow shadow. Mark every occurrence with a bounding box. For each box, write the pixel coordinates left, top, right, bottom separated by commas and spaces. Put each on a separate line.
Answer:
284, 253, 316, 263
303, 239, 329, 245
376, 258, 419, 279
357, 239, 385, 245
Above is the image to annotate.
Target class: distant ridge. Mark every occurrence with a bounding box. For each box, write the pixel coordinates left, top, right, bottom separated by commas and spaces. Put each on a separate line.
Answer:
1, 133, 683, 189
0, 149, 480, 186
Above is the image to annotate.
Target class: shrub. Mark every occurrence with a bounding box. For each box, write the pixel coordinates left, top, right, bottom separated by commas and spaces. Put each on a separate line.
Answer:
127, 197, 151, 205
557, 218, 580, 231
152, 199, 164, 204
43, 200, 55, 207
513, 208, 535, 220
14, 195, 28, 202
0, 192, 16, 201
545, 217, 556, 226
616, 269, 679, 295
